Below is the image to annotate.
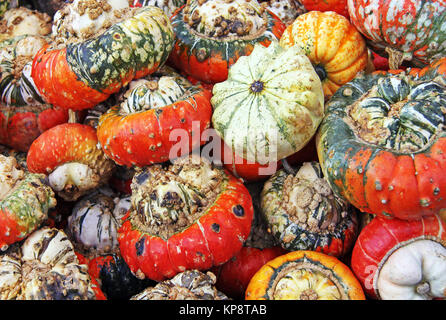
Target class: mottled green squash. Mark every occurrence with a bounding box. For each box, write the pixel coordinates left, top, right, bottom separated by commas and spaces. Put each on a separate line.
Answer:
316, 69, 446, 220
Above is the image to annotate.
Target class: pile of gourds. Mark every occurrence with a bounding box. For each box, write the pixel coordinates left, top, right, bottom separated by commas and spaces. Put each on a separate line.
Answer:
0, 0, 444, 300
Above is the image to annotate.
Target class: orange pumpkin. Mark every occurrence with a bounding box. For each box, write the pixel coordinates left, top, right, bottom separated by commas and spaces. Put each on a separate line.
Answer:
279, 10, 368, 100
245, 250, 365, 300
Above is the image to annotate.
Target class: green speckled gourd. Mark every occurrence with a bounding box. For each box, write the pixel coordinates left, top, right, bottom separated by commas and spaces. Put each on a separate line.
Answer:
316, 69, 446, 220
32, 4, 176, 111
211, 41, 324, 164
261, 162, 358, 257
0, 155, 56, 251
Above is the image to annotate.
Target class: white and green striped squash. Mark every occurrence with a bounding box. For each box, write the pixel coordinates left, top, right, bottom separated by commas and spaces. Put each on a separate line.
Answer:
0, 35, 48, 106
211, 41, 325, 164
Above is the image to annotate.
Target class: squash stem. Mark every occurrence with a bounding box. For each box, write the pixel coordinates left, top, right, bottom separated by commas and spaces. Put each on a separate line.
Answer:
68, 109, 77, 123
281, 158, 296, 175
385, 47, 412, 70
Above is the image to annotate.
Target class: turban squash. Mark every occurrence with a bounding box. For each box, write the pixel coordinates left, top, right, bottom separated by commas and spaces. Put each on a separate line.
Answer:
118, 156, 253, 281
261, 162, 358, 257
168, 0, 286, 84
245, 250, 365, 300
97, 67, 212, 167
0, 227, 105, 300
0, 155, 56, 251
316, 60, 446, 220
0, 35, 68, 152
351, 214, 446, 300
347, 0, 446, 69
27, 123, 115, 202
32, 5, 175, 111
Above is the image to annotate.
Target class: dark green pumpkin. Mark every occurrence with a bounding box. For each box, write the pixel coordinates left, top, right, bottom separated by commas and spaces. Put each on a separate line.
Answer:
88, 253, 155, 300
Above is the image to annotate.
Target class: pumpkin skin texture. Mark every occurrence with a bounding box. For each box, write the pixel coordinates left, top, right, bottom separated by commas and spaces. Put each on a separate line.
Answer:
168, 0, 286, 84
245, 250, 365, 300
97, 67, 213, 167
408, 57, 446, 78
0, 155, 56, 252
211, 181, 286, 300
316, 67, 446, 220
211, 246, 286, 299
26, 123, 115, 202
211, 41, 324, 166
279, 10, 368, 101
212, 135, 318, 183
0, 105, 69, 152
351, 214, 446, 300
213, 135, 282, 183
300, 0, 349, 18
261, 162, 358, 257
118, 156, 253, 282
31, 6, 175, 111
347, 0, 446, 69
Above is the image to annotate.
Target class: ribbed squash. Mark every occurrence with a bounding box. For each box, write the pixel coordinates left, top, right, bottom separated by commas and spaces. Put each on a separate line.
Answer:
168, 0, 286, 84
348, 0, 446, 69
0, 15, 67, 151
245, 250, 365, 300
211, 41, 324, 166
32, 3, 175, 111
316, 64, 446, 220
279, 10, 368, 100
